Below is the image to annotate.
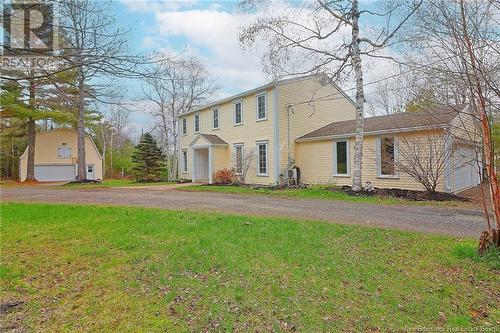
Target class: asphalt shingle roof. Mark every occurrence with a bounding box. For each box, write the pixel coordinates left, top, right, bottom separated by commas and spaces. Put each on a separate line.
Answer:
297, 105, 464, 141
199, 134, 228, 145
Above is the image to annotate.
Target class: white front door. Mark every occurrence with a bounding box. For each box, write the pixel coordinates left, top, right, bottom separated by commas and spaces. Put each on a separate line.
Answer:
86, 164, 96, 180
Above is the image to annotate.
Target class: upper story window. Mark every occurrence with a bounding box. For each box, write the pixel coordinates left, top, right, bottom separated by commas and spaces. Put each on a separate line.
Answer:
234, 101, 243, 125
334, 140, 349, 175
213, 108, 219, 129
182, 118, 187, 135
256, 93, 267, 120
379, 137, 396, 176
194, 113, 200, 133
58, 145, 71, 159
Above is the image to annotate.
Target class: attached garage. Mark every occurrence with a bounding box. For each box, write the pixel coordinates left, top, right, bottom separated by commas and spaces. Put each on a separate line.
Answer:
34, 164, 76, 182
452, 144, 481, 192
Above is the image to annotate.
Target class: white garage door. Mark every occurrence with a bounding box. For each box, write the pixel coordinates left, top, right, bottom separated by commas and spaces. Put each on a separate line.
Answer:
35, 164, 76, 182
453, 145, 480, 192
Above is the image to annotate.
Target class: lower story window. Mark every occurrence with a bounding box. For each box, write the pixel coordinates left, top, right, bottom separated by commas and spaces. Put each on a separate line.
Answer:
335, 140, 348, 175
380, 137, 395, 176
257, 142, 268, 175
234, 145, 243, 174
182, 150, 188, 172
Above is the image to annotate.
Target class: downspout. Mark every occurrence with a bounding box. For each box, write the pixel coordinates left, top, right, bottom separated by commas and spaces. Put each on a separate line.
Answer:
444, 127, 452, 193
272, 86, 281, 183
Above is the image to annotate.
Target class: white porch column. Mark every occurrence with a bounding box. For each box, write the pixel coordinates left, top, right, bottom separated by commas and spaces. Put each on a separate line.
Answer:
208, 146, 213, 184
191, 148, 196, 182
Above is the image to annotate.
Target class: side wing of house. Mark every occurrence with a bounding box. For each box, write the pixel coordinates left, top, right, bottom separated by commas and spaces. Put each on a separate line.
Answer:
297, 129, 450, 192
277, 77, 356, 175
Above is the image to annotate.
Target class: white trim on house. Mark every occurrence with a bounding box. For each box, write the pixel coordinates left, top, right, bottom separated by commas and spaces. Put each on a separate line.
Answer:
272, 87, 280, 183
444, 130, 453, 192
256, 140, 269, 177
332, 139, 350, 177
233, 100, 243, 126
255, 92, 268, 121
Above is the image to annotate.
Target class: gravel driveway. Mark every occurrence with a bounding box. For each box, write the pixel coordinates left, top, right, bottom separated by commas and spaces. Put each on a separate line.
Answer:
1, 186, 485, 238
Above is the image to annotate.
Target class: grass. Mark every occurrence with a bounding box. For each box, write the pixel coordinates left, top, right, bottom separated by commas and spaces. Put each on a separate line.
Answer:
1, 203, 498, 331
182, 184, 472, 207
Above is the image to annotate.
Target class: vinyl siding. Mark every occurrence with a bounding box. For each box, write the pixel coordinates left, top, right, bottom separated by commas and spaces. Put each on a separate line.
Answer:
178, 87, 276, 184
19, 128, 103, 181
297, 130, 448, 192
277, 77, 356, 174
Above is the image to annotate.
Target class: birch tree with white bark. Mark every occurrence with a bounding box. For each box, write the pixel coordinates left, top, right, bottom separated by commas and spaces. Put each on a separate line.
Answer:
239, 0, 422, 191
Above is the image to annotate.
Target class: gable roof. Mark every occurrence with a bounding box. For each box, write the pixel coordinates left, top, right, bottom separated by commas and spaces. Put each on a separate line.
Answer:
190, 134, 228, 147
18, 127, 103, 160
179, 75, 355, 117
297, 105, 466, 142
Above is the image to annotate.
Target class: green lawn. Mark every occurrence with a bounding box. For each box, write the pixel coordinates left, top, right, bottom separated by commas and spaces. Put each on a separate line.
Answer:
1, 203, 498, 331
182, 184, 472, 207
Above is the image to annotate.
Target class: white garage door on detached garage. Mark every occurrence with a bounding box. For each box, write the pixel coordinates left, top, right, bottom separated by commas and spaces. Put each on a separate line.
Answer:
453, 144, 480, 192
34, 164, 76, 182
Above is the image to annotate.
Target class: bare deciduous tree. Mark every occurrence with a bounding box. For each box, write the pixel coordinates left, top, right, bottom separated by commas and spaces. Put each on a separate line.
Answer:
142, 56, 217, 180
394, 131, 455, 193
233, 147, 256, 184
239, 0, 422, 191
409, 0, 500, 247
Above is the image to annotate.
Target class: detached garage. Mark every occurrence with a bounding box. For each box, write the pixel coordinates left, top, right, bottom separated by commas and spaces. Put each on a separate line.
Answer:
19, 128, 103, 182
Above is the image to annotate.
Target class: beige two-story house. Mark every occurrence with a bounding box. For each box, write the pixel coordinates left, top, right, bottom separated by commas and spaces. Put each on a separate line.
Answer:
178, 75, 480, 193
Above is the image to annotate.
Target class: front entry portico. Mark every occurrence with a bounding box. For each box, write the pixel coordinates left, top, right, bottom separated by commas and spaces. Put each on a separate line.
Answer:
189, 134, 228, 184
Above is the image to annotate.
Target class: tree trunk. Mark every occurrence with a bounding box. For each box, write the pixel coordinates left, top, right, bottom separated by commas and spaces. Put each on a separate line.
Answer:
351, 0, 364, 192
459, 0, 500, 228
76, 75, 87, 181
25, 79, 36, 182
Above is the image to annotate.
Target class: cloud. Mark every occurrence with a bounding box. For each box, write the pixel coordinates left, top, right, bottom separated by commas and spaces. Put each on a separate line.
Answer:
130, 5, 269, 95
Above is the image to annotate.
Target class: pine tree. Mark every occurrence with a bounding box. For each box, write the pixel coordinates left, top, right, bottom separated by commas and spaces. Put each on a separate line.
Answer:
131, 133, 166, 181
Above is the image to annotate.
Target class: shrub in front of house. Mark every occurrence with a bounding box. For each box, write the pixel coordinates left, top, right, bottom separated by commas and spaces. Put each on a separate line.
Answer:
214, 168, 235, 184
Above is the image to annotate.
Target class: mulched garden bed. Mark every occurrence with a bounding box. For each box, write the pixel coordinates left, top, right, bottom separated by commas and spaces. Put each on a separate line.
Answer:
64, 179, 102, 185
337, 185, 470, 202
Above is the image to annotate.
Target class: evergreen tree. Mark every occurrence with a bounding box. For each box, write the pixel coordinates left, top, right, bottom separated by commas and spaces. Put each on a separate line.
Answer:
131, 133, 166, 181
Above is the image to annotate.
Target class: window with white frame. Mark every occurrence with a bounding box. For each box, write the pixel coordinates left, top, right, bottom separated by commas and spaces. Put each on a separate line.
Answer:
334, 140, 349, 175
380, 137, 396, 176
234, 101, 242, 125
182, 150, 188, 172
256, 94, 267, 120
194, 113, 200, 133
213, 109, 219, 129
58, 145, 71, 159
234, 144, 243, 174
182, 118, 187, 135
256, 141, 268, 175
